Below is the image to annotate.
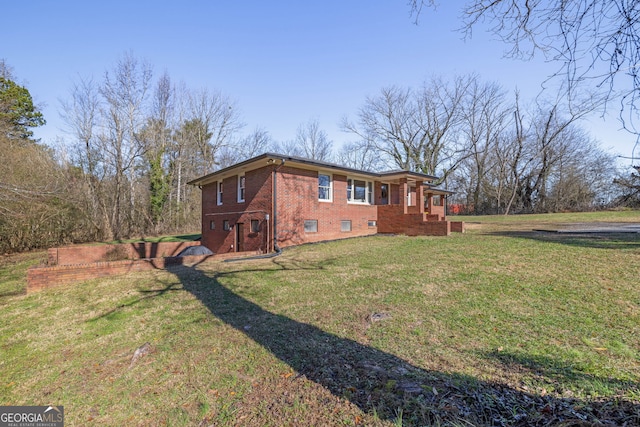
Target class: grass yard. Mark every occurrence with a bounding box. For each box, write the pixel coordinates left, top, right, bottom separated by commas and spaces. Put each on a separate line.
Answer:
1, 211, 639, 426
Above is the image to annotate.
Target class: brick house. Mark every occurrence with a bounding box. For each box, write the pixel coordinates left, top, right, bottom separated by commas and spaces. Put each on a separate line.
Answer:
188, 153, 462, 254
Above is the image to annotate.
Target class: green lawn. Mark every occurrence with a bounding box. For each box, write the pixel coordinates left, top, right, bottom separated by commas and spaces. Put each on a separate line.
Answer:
1, 212, 639, 426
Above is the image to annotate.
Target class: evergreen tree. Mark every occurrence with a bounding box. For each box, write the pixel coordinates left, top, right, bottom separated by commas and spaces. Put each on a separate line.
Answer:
0, 76, 46, 140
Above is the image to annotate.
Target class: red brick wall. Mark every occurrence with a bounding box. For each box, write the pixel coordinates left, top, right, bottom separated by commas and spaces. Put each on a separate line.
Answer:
198, 164, 460, 253
49, 241, 201, 266
27, 251, 259, 292
426, 194, 446, 219
377, 205, 408, 234
377, 205, 451, 236
390, 184, 400, 205
276, 167, 378, 247
201, 166, 273, 254
405, 218, 450, 236
407, 205, 421, 214
450, 221, 465, 233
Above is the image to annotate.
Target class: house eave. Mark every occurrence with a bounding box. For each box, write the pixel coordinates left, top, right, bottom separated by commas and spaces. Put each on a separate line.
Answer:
187, 153, 442, 187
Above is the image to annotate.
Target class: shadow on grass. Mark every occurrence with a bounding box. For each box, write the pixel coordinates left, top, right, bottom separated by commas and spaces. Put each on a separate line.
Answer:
87, 282, 184, 322
481, 349, 638, 397
489, 230, 640, 250
163, 257, 638, 426
0, 288, 26, 298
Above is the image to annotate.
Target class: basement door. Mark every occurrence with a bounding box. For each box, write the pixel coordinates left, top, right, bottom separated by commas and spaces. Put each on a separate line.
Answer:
235, 223, 244, 252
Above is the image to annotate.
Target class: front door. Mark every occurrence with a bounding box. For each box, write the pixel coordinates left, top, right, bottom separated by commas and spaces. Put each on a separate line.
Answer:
235, 223, 244, 252
380, 184, 389, 205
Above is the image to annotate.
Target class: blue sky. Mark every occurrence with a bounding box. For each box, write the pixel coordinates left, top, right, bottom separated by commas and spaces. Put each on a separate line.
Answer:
2, 1, 635, 162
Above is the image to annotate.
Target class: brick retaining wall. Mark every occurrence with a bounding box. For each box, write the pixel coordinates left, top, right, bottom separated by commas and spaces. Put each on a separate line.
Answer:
27, 251, 258, 292
48, 241, 201, 266
450, 221, 465, 233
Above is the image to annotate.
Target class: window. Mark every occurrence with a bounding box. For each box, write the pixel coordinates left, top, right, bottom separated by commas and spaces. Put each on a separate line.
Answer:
251, 219, 260, 233
368, 220, 377, 227
223, 220, 230, 231
209, 220, 215, 230
217, 181, 223, 205
237, 174, 245, 203
347, 178, 373, 204
304, 220, 318, 233
432, 195, 442, 206
318, 173, 332, 201
341, 220, 352, 232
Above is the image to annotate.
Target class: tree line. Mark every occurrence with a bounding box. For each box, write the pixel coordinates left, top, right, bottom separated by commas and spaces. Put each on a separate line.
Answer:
339, 76, 626, 214
1, 56, 638, 253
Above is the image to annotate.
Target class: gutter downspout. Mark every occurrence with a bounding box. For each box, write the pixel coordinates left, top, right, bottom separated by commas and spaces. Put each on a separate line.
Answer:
272, 158, 286, 254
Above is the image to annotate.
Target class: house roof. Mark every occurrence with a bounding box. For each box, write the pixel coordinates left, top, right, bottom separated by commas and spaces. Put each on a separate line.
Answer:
187, 153, 441, 187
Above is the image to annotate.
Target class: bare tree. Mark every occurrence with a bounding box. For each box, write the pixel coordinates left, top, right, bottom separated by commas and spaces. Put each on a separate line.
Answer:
547, 136, 618, 211
60, 76, 113, 238
613, 165, 640, 207
99, 52, 153, 237
186, 88, 243, 173
486, 93, 609, 214
271, 139, 302, 157
343, 76, 473, 182
217, 127, 273, 168
410, 1, 640, 153
57, 53, 248, 240
0, 59, 15, 80
521, 96, 600, 212
295, 118, 333, 161
457, 80, 511, 213
337, 139, 385, 172
500, 94, 531, 215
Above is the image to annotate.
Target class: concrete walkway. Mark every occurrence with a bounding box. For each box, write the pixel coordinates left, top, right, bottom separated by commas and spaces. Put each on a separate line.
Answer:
535, 222, 640, 234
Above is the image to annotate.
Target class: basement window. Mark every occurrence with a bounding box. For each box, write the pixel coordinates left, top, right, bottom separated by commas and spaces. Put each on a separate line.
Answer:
368, 220, 377, 227
304, 220, 318, 233
341, 220, 352, 232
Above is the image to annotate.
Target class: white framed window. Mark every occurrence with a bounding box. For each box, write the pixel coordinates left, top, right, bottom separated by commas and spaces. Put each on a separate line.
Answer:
318, 173, 332, 202
341, 220, 352, 232
217, 181, 223, 205
237, 174, 245, 203
346, 178, 373, 204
